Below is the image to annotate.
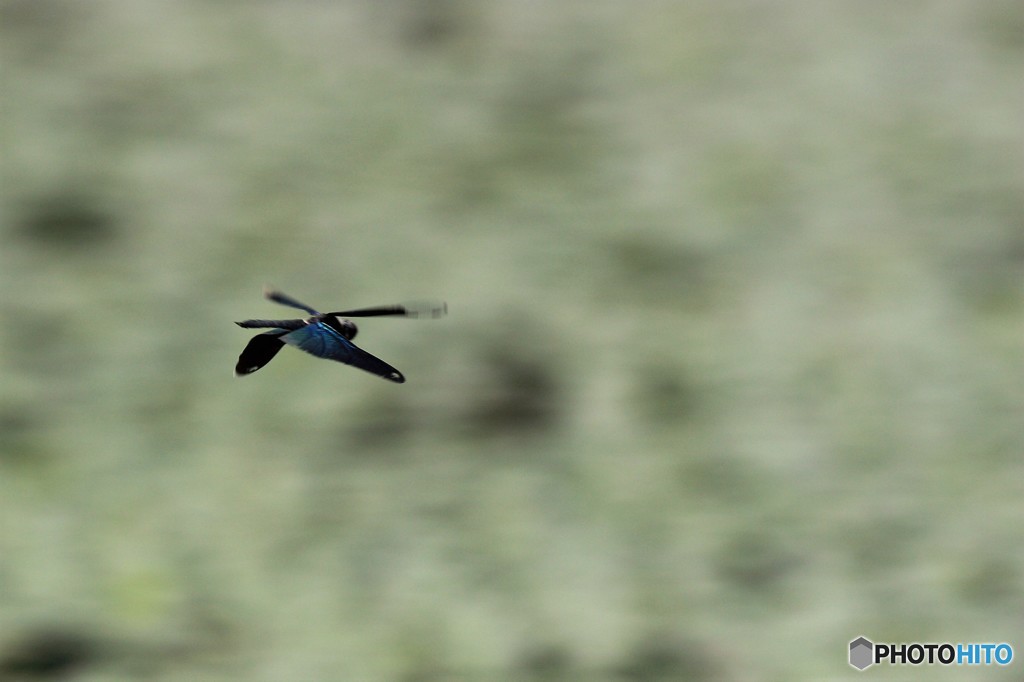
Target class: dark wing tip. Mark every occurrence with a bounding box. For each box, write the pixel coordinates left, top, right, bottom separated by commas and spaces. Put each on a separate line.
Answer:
387, 371, 406, 384
235, 331, 287, 377
234, 358, 264, 376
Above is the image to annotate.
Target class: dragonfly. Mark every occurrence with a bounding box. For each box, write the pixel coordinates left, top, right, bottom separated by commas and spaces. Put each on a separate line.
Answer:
234, 288, 446, 383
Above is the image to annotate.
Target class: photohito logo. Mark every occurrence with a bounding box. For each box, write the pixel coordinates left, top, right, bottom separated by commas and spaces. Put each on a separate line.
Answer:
849, 636, 1013, 671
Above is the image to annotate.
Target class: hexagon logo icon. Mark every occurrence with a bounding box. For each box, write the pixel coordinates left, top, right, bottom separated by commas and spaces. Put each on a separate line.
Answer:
849, 636, 874, 670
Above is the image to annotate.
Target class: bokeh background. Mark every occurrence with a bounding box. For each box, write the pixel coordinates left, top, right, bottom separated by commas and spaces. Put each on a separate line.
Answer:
2, 1, 1022, 680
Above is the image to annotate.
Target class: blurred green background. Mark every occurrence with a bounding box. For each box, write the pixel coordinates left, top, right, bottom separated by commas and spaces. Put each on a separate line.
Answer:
2, 1, 1022, 680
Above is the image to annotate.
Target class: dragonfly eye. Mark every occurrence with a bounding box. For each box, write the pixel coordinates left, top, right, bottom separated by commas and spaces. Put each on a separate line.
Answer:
319, 314, 358, 340
321, 313, 358, 337
325, 317, 362, 339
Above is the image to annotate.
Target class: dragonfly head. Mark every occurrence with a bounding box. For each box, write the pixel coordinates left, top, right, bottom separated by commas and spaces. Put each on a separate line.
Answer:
321, 314, 358, 340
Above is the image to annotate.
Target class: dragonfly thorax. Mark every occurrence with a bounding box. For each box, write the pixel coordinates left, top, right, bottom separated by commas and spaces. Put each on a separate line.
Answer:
318, 314, 358, 340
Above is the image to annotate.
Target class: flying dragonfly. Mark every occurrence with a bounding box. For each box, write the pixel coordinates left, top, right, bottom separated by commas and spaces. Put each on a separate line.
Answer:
234, 288, 446, 383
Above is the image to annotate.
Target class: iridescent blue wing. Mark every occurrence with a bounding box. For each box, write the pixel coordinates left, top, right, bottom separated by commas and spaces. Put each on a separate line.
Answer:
235, 329, 289, 376
282, 321, 405, 383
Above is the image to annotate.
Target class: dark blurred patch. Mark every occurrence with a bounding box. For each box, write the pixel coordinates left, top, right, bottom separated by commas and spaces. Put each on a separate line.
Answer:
615, 638, 728, 682
440, 154, 502, 210
0, 407, 45, 466
465, 347, 561, 438
0, 404, 34, 439
0, 628, 101, 679
715, 529, 799, 593
400, 0, 466, 49
0, 617, 237, 680
951, 223, 1024, 315
517, 644, 574, 681
955, 557, 1021, 609
603, 236, 714, 308
974, 0, 1024, 51
678, 454, 755, 504
345, 394, 416, 452
0, 0, 88, 62
86, 75, 198, 141
847, 516, 923, 576
364, 0, 476, 54
15, 190, 118, 249
632, 365, 700, 425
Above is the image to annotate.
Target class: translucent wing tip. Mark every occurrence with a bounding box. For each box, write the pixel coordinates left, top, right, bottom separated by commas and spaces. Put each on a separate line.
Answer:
407, 301, 447, 319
